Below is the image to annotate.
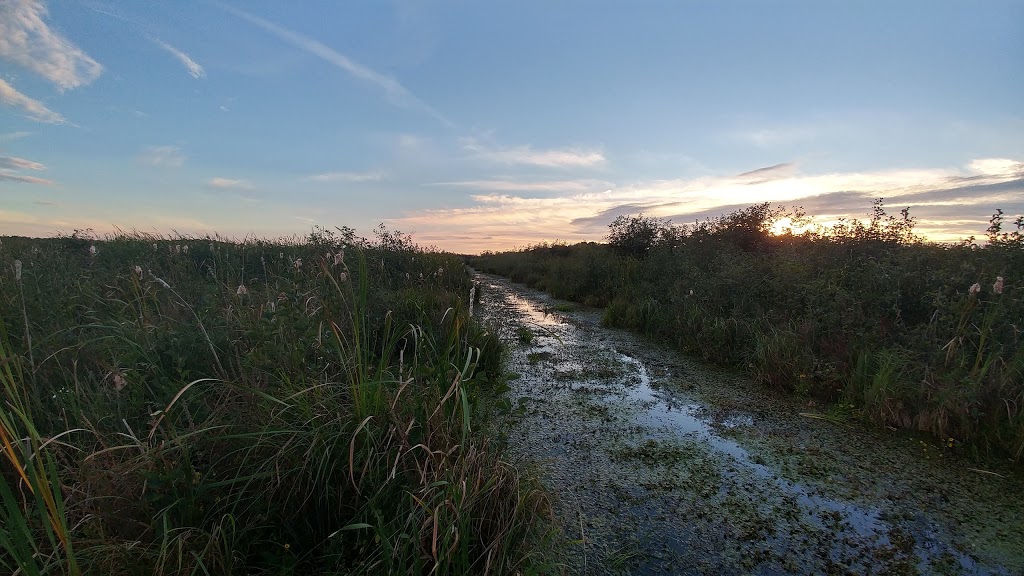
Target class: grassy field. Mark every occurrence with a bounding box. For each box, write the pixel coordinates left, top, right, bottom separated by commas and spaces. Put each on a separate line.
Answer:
473, 202, 1024, 461
0, 227, 549, 575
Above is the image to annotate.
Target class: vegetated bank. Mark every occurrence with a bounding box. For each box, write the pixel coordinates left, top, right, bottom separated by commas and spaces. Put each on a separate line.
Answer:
472, 202, 1024, 461
0, 227, 549, 575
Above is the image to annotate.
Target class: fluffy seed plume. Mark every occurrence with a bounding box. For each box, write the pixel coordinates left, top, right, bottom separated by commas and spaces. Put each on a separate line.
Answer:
993, 277, 1004, 295
969, 283, 981, 295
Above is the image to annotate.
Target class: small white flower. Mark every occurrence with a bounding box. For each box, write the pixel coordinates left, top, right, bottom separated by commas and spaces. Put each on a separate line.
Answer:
89, 245, 97, 257
236, 284, 248, 296
112, 372, 127, 392
969, 283, 981, 295
993, 277, 1004, 295
133, 265, 143, 279
14, 260, 22, 282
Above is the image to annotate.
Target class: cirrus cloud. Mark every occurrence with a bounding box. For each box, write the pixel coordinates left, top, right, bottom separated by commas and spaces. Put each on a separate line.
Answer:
0, 0, 102, 90
0, 78, 66, 124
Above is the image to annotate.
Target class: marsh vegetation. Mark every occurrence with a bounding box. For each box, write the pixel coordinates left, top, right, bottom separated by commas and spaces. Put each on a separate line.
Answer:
473, 202, 1024, 460
0, 228, 549, 575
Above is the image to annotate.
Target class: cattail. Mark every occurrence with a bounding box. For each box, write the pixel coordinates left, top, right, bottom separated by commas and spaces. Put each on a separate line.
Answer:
89, 245, 97, 257
14, 259, 22, 282
969, 283, 981, 295
993, 276, 1004, 295
133, 265, 143, 279
236, 284, 248, 296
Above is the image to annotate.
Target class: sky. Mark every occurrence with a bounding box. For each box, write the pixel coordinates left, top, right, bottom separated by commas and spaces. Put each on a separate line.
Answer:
1, 0, 1022, 252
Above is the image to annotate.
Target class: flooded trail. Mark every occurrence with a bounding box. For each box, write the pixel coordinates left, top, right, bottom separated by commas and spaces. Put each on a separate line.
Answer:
475, 273, 1024, 575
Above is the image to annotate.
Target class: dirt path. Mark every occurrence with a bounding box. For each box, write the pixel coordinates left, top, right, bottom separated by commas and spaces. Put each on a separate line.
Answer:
475, 272, 1024, 575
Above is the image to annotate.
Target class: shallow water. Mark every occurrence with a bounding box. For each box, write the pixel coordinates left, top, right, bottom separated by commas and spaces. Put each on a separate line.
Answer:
475, 272, 1024, 575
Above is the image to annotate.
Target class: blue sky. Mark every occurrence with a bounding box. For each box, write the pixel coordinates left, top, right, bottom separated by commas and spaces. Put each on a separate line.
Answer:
2, 0, 1022, 251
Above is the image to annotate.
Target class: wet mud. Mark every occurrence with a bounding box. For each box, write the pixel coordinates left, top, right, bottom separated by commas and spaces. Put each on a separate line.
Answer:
475, 272, 1024, 575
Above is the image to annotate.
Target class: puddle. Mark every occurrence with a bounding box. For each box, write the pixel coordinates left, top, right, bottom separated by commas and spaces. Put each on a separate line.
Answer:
475, 273, 1023, 575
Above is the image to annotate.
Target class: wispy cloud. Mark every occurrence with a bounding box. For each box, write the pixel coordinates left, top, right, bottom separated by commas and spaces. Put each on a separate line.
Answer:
0, 78, 66, 124
462, 138, 606, 168
304, 171, 384, 183
152, 38, 206, 79
0, 156, 46, 171
0, 131, 32, 143
390, 158, 1024, 252
0, 171, 54, 185
206, 177, 255, 190
0, 154, 52, 184
429, 179, 612, 193
139, 145, 185, 168
729, 126, 815, 148
736, 162, 797, 182
220, 3, 451, 125
0, 0, 102, 90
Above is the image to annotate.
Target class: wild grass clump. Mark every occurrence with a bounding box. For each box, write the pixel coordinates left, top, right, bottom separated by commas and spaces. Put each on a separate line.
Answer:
0, 226, 549, 575
474, 202, 1024, 461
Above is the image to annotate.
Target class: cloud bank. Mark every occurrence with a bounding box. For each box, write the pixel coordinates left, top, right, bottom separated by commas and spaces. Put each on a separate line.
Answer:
391, 158, 1024, 252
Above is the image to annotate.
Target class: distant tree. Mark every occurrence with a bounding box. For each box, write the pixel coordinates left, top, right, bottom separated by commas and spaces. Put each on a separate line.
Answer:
711, 202, 787, 252
606, 214, 670, 258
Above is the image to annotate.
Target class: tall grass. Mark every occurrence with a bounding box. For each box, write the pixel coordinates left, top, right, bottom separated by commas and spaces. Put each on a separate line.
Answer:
473, 203, 1024, 461
0, 228, 549, 575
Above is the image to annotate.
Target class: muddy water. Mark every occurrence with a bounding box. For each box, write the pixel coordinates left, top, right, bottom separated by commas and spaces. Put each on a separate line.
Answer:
475, 273, 1024, 575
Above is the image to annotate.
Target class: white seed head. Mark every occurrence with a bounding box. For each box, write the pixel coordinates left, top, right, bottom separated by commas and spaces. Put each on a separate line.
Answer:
339, 271, 348, 283
969, 283, 981, 295
133, 265, 143, 279
993, 276, 1004, 295
294, 258, 302, 270
89, 245, 97, 257
236, 284, 248, 296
